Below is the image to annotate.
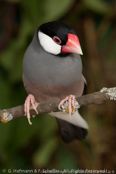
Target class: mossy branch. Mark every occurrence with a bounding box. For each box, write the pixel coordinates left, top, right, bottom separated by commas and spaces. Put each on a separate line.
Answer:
0, 87, 116, 124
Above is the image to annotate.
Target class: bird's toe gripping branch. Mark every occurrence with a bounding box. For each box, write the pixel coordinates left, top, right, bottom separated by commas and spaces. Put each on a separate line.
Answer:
58, 95, 80, 118
24, 94, 39, 125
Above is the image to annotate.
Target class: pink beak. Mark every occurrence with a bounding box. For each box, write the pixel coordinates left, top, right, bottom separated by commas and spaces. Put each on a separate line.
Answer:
62, 33, 83, 55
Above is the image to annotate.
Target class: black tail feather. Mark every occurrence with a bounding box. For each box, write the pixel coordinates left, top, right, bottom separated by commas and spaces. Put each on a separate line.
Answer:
56, 118, 88, 143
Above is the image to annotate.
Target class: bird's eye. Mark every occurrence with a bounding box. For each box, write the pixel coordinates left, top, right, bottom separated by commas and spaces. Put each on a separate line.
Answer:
53, 36, 61, 45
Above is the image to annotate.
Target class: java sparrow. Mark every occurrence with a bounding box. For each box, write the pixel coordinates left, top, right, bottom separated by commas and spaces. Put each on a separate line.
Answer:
23, 21, 88, 143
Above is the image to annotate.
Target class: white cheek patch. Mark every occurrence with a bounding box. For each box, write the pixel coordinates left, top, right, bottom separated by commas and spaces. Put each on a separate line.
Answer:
38, 31, 61, 55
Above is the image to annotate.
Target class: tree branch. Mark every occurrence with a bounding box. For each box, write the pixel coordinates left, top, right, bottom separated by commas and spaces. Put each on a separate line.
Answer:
0, 87, 116, 124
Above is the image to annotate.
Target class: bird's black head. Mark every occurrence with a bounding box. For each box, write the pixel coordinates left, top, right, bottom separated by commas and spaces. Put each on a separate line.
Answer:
39, 21, 75, 46
38, 21, 83, 55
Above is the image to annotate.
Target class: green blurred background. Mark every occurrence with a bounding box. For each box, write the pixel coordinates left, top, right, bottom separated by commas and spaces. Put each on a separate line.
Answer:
0, 0, 116, 172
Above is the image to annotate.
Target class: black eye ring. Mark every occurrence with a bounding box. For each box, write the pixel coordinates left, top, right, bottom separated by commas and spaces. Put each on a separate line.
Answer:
53, 36, 61, 45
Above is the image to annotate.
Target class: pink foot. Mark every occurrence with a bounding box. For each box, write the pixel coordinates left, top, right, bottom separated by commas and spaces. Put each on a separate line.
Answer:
24, 94, 38, 125
58, 95, 75, 117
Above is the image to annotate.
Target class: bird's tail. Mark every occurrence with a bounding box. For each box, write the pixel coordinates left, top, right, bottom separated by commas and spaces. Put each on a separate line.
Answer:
49, 111, 88, 143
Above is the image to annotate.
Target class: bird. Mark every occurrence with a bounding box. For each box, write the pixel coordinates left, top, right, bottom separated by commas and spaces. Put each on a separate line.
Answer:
23, 21, 88, 143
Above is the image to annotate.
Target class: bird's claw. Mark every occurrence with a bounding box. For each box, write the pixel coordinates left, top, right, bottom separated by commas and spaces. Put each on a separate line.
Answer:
58, 95, 77, 118
24, 94, 38, 125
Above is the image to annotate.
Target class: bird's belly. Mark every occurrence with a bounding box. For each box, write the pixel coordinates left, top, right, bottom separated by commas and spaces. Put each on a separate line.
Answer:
23, 75, 84, 103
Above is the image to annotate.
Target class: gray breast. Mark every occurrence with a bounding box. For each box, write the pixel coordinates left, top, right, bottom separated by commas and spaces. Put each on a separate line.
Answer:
23, 32, 82, 86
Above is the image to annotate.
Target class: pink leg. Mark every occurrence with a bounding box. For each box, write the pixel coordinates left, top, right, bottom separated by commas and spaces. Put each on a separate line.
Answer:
24, 94, 38, 125
58, 95, 75, 117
